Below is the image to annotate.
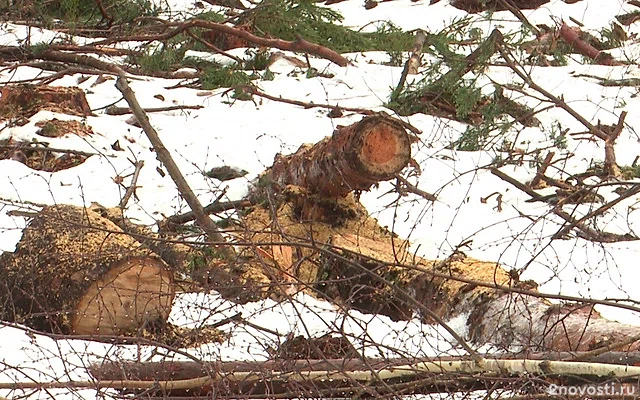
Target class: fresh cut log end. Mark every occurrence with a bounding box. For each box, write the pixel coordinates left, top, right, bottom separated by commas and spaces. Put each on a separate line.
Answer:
354, 115, 412, 177
72, 256, 175, 336
0, 205, 175, 335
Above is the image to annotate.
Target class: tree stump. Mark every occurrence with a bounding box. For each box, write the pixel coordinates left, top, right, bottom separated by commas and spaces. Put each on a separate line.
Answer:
0, 205, 175, 335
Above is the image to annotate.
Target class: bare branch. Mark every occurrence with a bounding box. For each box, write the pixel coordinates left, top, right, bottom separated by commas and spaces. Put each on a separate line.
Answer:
115, 74, 235, 259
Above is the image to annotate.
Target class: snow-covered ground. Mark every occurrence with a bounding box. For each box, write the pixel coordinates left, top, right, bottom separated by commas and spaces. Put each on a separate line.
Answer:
1, 0, 640, 398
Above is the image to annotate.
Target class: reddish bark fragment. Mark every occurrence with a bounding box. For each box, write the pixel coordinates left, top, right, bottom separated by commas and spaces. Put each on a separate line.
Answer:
559, 23, 622, 66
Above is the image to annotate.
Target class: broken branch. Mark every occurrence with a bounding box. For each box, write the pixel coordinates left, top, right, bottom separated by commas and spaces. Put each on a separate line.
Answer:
391, 30, 427, 102
187, 19, 349, 67
559, 23, 621, 66
166, 199, 252, 226
528, 151, 555, 189
106, 105, 204, 116
119, 160, 144, 209
604, 111, 626, 178
496, 35, 610, 141
491, 167, 636, 242
115, 74, 235, 259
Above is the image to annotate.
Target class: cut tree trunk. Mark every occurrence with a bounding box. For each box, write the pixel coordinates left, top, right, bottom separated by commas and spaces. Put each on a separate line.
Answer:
236, 112, 640, 353
267, 114, 411, 198
0, 205, 175, 335
241, 185, 640, 353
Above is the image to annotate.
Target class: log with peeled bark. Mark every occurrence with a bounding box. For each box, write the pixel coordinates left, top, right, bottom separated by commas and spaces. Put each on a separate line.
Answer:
244, 123, 640, 352
241, 191, 640, 353
0, 205, 175, 335
320, 235, 640, 352
267, 113, 411, 198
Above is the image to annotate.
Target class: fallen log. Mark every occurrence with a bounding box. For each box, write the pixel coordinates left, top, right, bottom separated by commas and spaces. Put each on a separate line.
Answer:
88, 355, 640, 397
0, 205, 175, 335
228, 107, 640, 353
267, 114, 411, 198
242, 180, 640, 353
89, 351, 640, 381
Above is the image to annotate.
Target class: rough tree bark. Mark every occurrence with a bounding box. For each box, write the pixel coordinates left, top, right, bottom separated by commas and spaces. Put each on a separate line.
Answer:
0, 205, 175, 335
268, 113, 411, 198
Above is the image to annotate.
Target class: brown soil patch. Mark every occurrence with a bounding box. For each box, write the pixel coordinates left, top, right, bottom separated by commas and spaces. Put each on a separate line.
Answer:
35, 118, 95, 138
0, 84, 92, 120
0, 138, 90, 171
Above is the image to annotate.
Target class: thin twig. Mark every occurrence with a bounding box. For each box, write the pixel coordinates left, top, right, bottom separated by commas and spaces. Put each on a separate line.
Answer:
497, 0, 541, 36
394, 174, 437, 202
553, 183, 640, 240
490, 168, 634, 242
571, 332, 640, 361
184, 29, 242, 64
245, 86, 422, 135
495, 36, 609, 141
166, 199, 252, 225
119, 160, 144, 209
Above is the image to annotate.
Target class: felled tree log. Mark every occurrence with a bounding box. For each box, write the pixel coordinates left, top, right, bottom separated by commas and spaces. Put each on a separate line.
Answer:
242, 188, 640, 352
88, 351, 640, 383
87, 351, 640, 383
89, 203, 257, 303
239, 112, 638, 352
88, 354, 640, 398
325, 230, 640, 352
0, 205, 175, 335
267, 114, 411, 198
